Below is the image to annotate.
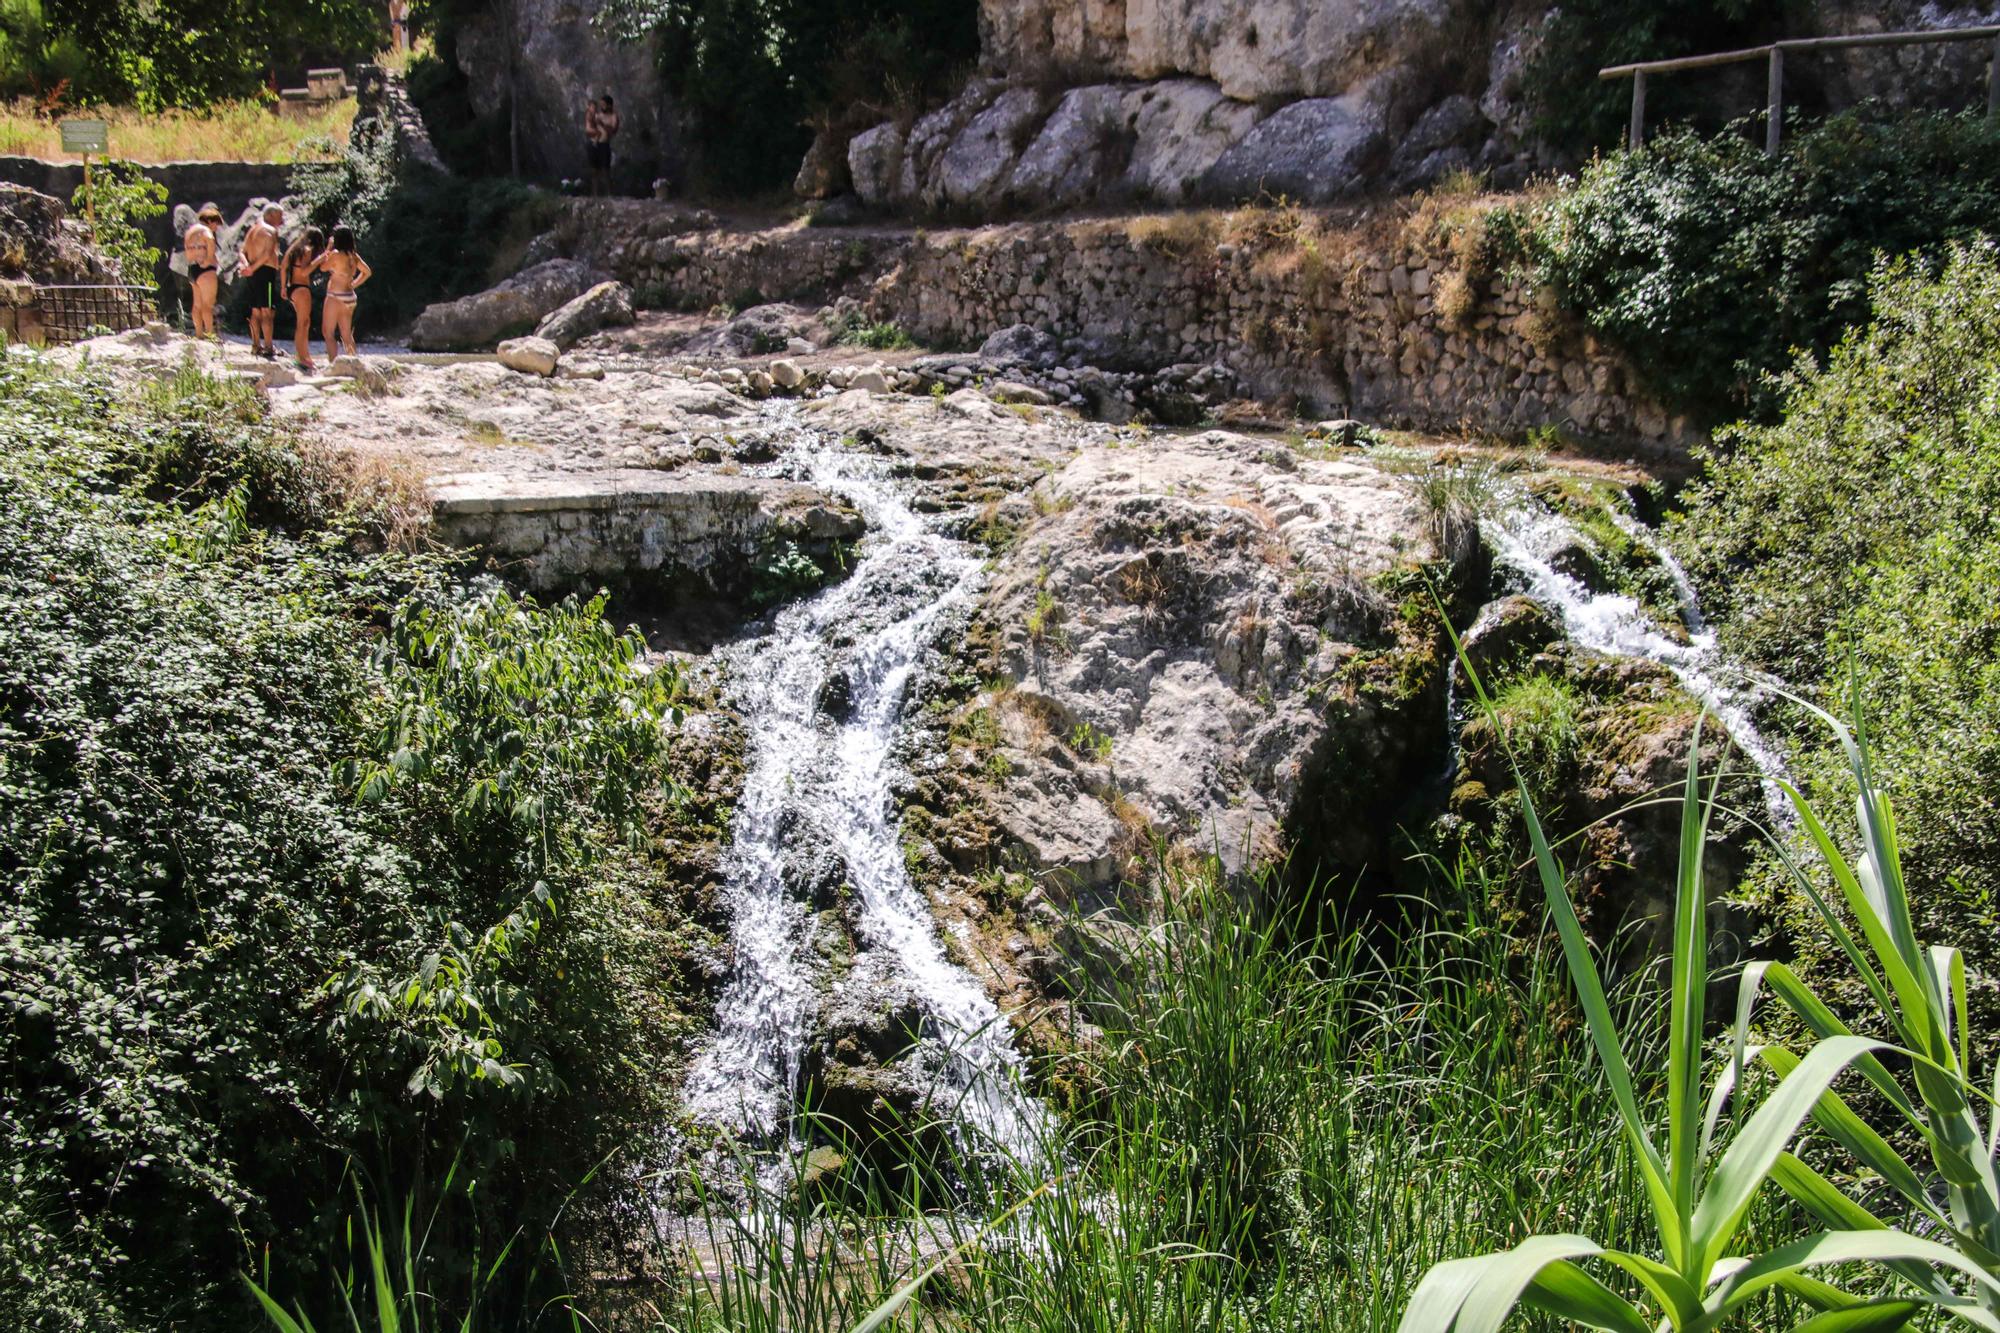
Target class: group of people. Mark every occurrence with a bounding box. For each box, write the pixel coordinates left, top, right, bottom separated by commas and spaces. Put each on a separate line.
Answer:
179, 203, 372, 373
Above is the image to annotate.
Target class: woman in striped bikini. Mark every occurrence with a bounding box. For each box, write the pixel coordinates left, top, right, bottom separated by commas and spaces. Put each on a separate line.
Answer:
312, 225, 372, 362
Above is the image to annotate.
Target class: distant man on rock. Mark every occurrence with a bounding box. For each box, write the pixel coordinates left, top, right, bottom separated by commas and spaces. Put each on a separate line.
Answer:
585, 93, 619, 197
238, 204, 284, 360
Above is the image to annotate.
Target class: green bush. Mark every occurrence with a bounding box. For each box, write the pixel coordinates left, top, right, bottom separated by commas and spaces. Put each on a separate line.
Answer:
291, 123, 556, 328
41, 0, 380, 107
0, 352, 699, 1328
71, 157, 165, 286
594, 0, 978, 195
1521, 110, 2000, 421
1673, 242, 2000, 1028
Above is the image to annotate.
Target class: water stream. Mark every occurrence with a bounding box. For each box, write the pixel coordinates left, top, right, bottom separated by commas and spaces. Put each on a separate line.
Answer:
682, 431, 1044, 1173
1482, 495, 1794, 825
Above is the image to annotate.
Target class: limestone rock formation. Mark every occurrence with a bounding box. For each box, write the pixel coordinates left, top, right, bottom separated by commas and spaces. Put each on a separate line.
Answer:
409, 258, 602, 351
0, 183, 118, 284
451, 1, 677, 188
905, 433, 1451, 903
1199, 94, 1388, 203
534, 279, 635, 349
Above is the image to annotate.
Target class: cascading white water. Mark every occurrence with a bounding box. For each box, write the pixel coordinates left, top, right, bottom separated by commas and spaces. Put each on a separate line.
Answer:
1483, 496, 1794, 825
682, 432, 1044, 1169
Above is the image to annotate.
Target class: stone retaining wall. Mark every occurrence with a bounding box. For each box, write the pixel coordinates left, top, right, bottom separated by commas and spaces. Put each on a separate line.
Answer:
572, 201, 1694, 452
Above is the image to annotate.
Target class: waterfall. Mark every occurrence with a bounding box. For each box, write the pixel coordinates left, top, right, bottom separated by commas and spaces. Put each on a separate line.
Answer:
1482, 497, 1794, 826
682, 433, 1045, 1170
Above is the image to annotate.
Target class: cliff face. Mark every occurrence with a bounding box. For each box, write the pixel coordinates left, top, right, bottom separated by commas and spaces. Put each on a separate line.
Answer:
838, 0, 2000, 214
453, 0, 679, 189
982, 0, 1472, 104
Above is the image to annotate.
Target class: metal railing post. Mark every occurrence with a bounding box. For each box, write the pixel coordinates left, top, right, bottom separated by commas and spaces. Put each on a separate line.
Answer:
1630, 69, 1648, 148
1766, 45, 1785, 153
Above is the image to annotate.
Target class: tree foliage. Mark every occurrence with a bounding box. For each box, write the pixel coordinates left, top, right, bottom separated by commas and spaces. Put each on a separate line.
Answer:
1674, 242, 2000, 1032
0, 352, 702, 1328
594, 0, 978, 194
38, 0, 381, 107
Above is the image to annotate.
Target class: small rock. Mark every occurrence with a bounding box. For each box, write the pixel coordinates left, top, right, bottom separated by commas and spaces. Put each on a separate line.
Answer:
848, 368, 890, 394
988, 379, 1050, 406
786, 338, 815, 355
558, 357, 606, 381
748, 369, 775, 396
769, 359, 804, 389
497, 336, 560, 377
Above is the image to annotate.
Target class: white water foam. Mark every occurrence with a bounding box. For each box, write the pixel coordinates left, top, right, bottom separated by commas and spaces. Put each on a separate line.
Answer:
1483, 497, 1794, 827
682, 434, 1045, 1169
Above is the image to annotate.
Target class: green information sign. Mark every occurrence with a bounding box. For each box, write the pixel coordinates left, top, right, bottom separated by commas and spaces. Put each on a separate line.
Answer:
59, 118, 108, 154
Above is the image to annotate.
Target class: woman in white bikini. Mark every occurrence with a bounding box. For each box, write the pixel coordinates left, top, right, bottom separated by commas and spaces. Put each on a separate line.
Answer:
313, 225, 372, 362
183, 204, 224, 339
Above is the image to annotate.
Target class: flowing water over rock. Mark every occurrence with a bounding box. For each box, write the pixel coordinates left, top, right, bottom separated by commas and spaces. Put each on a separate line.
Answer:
1484, 498, 1794, 823
682, 430, 1045, 1171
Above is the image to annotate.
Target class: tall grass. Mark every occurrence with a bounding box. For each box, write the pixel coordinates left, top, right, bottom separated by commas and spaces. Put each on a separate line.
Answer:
535, 859, 1705, 1332
0, 97, 353, 162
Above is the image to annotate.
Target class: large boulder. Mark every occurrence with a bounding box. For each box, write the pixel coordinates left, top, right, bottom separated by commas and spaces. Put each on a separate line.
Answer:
1390, 93, 1489, 185
848, 122, 909, 208
533, 279, 634, 349
794, 125, 853, 199
978, 323, 1062, 369
409, 259, 600, 352
0, 183, 113, 284
1122, 79, 1263, 203
932, 85, 1052, 210
1007, 84, 1136, 209
897, 78, 1005, 205
451, 0, 672, 188
1199, 95, 1388, 203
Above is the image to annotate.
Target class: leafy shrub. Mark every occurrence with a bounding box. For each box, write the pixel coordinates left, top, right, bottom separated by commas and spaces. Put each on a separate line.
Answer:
0, 353, 700, 1327
1673, 243, 2000, 1027
0, 0, 83, 101
39, 0, 380, 107
1522, 110, 2000, 421
593, 0, 978, 195
292, 121, 556, 328
69, 156, 164, 284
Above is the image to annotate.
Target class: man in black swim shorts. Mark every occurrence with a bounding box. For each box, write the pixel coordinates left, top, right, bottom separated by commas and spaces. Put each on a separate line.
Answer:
239, 204, 285, 359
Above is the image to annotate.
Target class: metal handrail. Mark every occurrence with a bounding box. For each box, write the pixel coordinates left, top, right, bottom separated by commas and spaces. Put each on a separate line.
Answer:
1600, 25, 2000, 152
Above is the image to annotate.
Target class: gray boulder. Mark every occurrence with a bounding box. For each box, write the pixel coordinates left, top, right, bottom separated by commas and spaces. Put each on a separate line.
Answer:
898, 79, 1004, 205
409, 259, 600, 351
534, 279, 634, 349
1122, 79, 1263, 203
1198, 95, 1388, 204
1008, 85, 1135, 209
979, 323, 1061, 369
794, 125, 853, 199
933, 86, 1052, 210
848, 122, 907, 207
1390, 94, 1488, 181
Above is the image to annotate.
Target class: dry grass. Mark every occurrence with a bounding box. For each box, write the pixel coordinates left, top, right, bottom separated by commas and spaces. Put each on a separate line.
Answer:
328, 445, 433, 551
1126, 210, 1223, 259
0, 97, 354, 163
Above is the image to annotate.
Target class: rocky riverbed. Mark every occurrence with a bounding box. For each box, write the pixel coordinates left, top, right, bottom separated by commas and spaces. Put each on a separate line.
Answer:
49, 316, 1749, 1173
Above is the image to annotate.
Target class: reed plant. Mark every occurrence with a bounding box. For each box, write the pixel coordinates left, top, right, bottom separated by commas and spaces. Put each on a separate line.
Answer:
1397, 646, 2000, 1328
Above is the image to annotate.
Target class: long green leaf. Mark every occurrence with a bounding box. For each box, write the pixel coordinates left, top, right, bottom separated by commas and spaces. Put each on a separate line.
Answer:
1668, 718, 1715, 1244
1523, 1259, 1655, 1333
1788, 1300, 1924, 1332
1706, 1230, 2000, 1322
1692, 1035, 1889, 1271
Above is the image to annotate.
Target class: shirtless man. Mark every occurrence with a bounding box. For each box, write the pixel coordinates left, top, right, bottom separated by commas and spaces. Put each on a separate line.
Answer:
183, 204, 224, 339
586, 93, 619, 196
238, 204, 285, 359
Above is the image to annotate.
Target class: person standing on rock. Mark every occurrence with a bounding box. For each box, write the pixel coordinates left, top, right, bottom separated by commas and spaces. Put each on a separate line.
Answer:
238, 204, 284, 360
279, 225, 325, 373
585, 93, 619, 196
183, 204, 224, 340
313, 225, 372, 363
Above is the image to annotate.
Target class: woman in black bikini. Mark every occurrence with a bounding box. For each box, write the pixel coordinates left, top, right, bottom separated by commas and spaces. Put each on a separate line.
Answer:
184, 204, 224, 340
278, 226, 324, 372
312, 225, 372, 362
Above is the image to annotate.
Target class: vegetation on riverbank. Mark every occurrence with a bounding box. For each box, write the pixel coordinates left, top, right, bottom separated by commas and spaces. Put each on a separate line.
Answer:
0, 351, 708, 1329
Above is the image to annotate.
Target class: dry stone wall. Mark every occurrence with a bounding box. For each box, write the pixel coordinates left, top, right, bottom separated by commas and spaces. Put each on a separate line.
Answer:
572, 201, 1693, 452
